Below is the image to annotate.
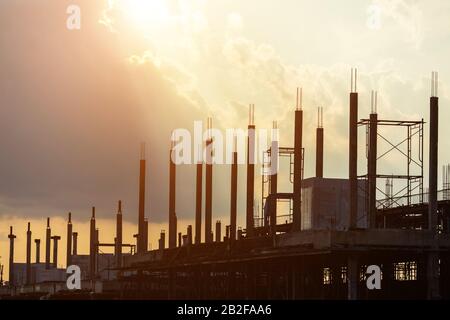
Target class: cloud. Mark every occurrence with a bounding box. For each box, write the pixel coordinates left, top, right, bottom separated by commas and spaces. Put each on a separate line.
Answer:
220, 32, 450, 190
374, 0, 424, 48
227, 13, 243, 30
98, 0, 117, 32
2, 0, 450, 258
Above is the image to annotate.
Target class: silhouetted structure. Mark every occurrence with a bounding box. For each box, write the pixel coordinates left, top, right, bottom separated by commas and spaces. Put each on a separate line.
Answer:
8, 226, 16, 286
215, 221, 221, 242
137, 143, 147, 253
26, 222, 31, 285
195, 151, 203, 244
51, 235, 61, 268
205, 118, 213, 243
293, 88, 303, 231
4, 70, 450, 301
89, 207, 96, 280
72, 232, 78, 255
169, 141, 177, 248
34, 239, 40, 264
229, 141, 238, 241
349, 68, 358, 229
368, 92, 378, 228
115, 201, 123, 268
246, 105, 256, 237
316, 107, 324, 178
66, 212, 73, 267
45, 218, 51, 269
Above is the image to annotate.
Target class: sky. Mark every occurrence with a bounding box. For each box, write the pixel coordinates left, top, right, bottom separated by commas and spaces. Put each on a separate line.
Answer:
1, 0, 450, 278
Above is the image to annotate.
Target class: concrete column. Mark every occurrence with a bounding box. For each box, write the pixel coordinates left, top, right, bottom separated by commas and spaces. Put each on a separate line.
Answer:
138, 144, 146, 253
72, 232, 78, 255
66, 212, 73, 267
45, 217, 51, 269
115, 201, 123, 268
215, 221, 221, 242
368, 113, 378, 228
89, 207, 96, 279
51, 236, 61, 268
293, 108, 303, 231
349, 92, 358, 229
230, 151, 238, 241
195, 160, 203, 244
169, 146, 177, 248
159, 231, 166, 250
8, 226, 16, 287
316, 127, 324, 178
269, 123, 278, 234
246, 122, 256, 237
427, 252, 441, 300
26, 222, 32, 285
205, 138, 213, 243
187, 225, 193, 245
347, 256, 358, 300
34, 239, 41, 263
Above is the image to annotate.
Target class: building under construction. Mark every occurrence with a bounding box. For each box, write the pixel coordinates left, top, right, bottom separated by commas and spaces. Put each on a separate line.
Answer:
2, 70, 450, 300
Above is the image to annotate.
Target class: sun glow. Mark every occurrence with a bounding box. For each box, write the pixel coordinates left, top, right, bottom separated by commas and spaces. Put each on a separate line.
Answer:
120, 0, 170, 29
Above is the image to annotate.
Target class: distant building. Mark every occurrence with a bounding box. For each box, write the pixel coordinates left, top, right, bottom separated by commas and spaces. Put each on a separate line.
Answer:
10, 253, 118, 287
72, 253, 117, 281
11, 263, 66, 286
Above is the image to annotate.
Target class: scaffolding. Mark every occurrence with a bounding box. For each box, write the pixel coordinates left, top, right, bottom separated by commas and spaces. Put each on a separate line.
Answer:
359, 119, 425, 209
258, 147, 304, 230
443, 164, 450, 200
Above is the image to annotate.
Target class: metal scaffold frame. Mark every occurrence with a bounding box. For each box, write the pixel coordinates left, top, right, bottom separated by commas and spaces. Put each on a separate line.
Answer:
257, 147, 304, 230
358, 119, 425, 209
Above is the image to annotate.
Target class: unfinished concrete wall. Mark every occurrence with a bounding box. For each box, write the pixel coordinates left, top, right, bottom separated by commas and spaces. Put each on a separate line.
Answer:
301, 177, 367, 230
